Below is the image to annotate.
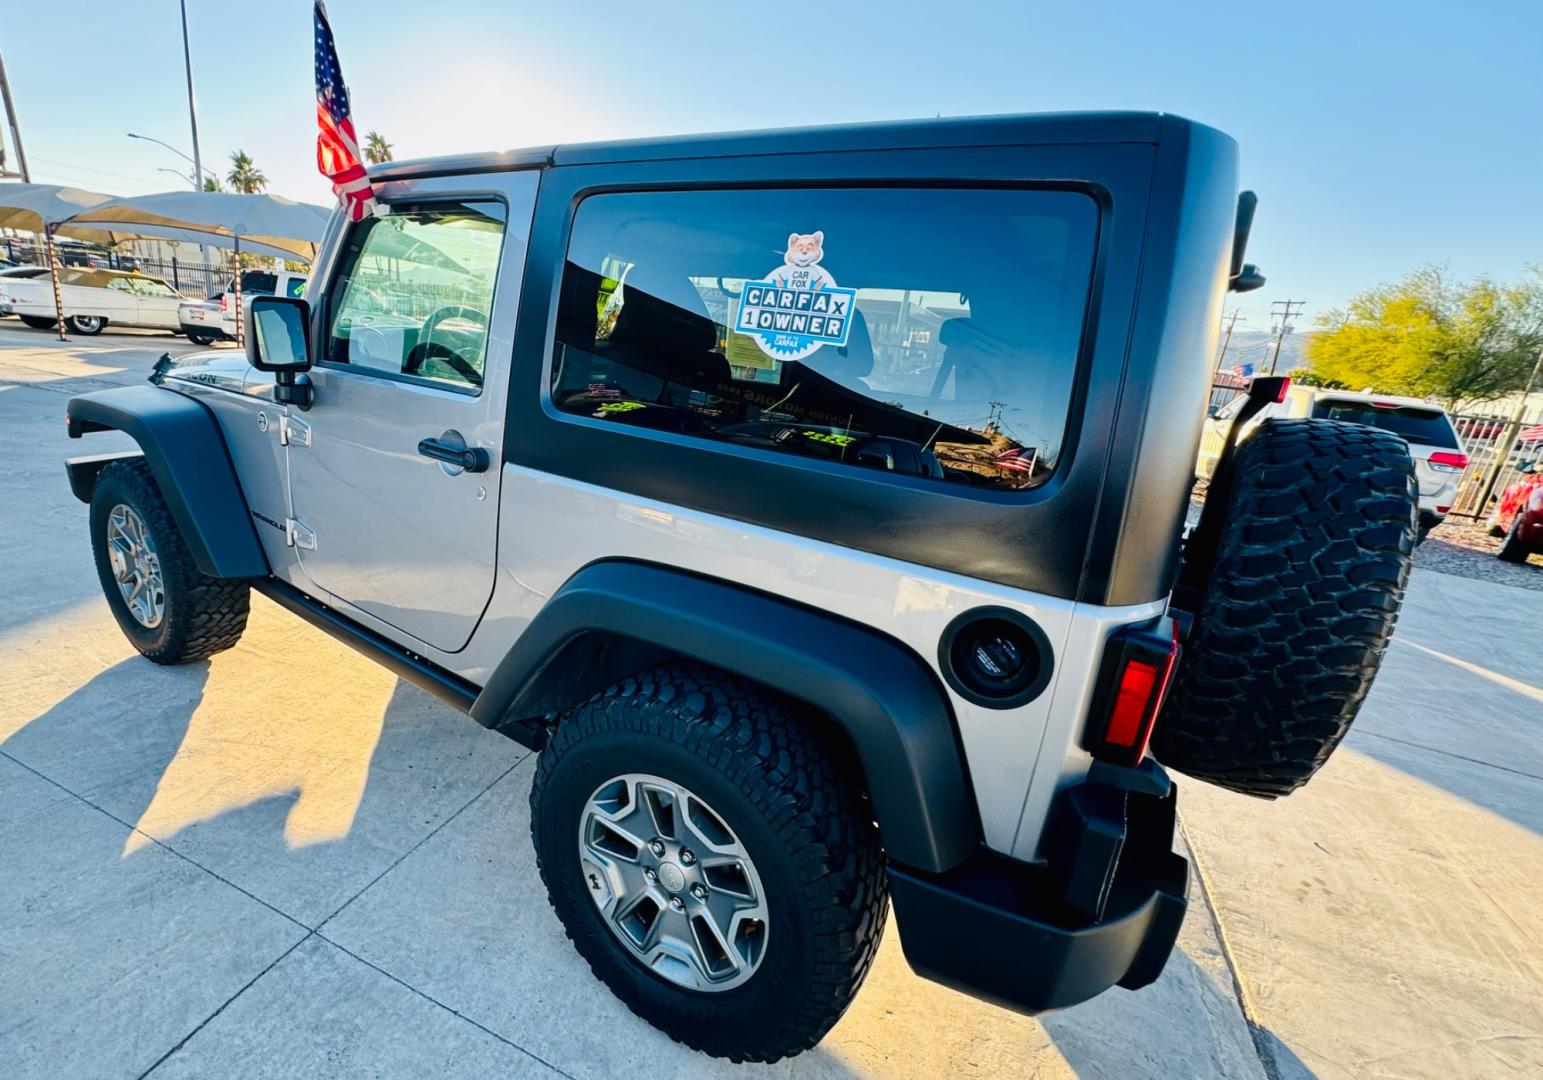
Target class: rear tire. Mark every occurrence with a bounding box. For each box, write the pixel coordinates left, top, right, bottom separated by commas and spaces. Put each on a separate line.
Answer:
66, 314, 106, 335
1154, 419, 1417, 798
530, 664, 887, 1062
19, 315, 55, 329
185, 331, 216, 346
1497, 516, 1531, 563
89, 459, 250, 664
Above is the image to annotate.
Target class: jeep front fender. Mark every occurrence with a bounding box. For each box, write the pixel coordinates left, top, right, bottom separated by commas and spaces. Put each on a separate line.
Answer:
472, 560, 983, 873
66, 385, 269, 579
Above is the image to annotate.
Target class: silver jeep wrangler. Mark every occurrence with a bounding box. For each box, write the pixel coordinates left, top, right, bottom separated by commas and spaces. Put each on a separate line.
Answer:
63, 112, 1417, 1062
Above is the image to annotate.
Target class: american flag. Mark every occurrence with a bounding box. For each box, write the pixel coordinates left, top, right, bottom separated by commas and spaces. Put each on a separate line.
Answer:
994, 447, 1039, 474
314, 2, 376, 222
1520, 424, 1543, 443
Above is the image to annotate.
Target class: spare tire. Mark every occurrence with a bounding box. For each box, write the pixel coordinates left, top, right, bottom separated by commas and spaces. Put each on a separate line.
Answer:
1153, 418, 1417, 797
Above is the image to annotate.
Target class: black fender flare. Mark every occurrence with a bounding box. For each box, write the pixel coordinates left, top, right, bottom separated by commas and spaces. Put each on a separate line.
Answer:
65, 385, 269, 579
471, 560, 982, 873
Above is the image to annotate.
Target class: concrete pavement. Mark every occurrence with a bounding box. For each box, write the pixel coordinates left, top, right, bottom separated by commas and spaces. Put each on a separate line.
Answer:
2, 326, 1540, 1078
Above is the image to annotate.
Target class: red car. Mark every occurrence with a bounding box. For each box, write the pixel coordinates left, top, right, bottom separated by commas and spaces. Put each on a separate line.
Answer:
1488, 467, 1543, 562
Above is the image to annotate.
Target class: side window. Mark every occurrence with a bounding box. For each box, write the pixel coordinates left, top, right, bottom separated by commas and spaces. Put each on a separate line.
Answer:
550, 187, 1098, 490
106, 278, 134, 293
324, 201, 507, 392
136, 278, 178, 297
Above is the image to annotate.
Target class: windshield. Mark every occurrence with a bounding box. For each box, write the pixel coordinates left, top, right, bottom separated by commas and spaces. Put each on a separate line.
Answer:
1312, 400, 1459, 449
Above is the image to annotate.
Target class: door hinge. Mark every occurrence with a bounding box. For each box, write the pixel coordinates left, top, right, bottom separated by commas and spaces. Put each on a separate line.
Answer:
279, 414, 311, 447
285, 517, 317, 550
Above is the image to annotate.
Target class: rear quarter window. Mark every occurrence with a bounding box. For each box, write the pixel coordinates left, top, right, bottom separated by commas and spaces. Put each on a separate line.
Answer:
1311, 401, 1459, 449
550, 186, 1098, 492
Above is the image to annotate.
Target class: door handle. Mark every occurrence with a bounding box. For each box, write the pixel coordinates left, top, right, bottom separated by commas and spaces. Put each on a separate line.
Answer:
418, 437, 490, 473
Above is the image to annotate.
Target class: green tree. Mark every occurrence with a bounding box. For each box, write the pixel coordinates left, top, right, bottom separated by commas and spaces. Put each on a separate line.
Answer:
225, 150, 267, 193
201, 174, 224, 192
1307, 268, 1543, 405
363, 131, 393, 164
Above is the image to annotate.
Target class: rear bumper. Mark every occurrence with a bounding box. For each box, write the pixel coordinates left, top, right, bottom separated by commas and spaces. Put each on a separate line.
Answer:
888, 761, 1188, 1014
179, 322, 231, 340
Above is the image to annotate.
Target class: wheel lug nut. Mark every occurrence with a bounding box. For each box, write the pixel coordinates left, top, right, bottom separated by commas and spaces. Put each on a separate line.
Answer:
644, 868, 656, 882
669, 897, 684, 912
690, 883, 707, 900
679, 849, 695, 865
649, 840, 666, 858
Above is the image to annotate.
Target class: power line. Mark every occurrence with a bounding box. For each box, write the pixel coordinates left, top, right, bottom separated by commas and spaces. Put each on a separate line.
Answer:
1267, 299, 1307, 375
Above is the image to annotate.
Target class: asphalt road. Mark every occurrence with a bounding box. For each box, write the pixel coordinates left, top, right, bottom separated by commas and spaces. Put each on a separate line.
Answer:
2, 325, 1540, 1079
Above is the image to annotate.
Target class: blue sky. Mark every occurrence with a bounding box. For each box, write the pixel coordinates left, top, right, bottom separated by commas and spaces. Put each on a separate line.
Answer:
4, 0, 1539, 324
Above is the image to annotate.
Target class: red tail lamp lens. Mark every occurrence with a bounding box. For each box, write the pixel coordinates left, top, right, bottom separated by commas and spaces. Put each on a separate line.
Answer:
1087, 622, 1180, 766
1429, 452, 1468, 470
1273, 377, 1291, 403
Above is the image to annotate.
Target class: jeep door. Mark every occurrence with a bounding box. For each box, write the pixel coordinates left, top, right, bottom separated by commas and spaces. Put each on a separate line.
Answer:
283, 170, 538, 652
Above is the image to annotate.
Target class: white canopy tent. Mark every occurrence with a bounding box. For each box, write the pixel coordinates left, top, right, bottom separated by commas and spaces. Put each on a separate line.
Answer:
63, 190, 333, 344
0, 183, 115, 340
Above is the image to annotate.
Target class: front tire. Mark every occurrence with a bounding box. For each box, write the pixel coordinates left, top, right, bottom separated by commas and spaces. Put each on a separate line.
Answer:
89, 459, 250, 664
66, 314, 106, 335
530, 665, 887, 1062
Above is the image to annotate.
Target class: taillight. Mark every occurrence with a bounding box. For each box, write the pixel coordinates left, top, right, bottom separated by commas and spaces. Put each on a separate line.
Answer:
219, 294, 229, 312
1085, 620, 1180, 766
1429, 451, 1468, 472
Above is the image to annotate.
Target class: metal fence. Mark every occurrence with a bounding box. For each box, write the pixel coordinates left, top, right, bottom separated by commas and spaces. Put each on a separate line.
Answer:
1446, 411, 1543, 519
2, 237, 229, 298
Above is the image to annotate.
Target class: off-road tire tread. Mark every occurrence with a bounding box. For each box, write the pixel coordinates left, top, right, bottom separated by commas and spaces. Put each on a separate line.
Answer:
92, 459, 250, 663
1154, 419, 1417, 797
530, 663, 887, 1063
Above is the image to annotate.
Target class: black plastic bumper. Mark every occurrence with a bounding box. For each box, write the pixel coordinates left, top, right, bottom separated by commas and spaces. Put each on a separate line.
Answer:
888, 761, 1188, 1014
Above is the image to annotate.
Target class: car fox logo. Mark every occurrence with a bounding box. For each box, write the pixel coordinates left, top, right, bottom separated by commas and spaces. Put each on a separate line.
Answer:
735, 229, 856, 362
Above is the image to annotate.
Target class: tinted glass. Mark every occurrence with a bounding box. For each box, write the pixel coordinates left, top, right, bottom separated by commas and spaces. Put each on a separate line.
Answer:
325, 201, 507, 392
551, 187, 1098, 490
1312, 401, 1459, 448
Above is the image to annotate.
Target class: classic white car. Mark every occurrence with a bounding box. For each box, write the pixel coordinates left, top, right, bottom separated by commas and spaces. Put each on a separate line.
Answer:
0, 265, 51, 317
6, 267, 187, 335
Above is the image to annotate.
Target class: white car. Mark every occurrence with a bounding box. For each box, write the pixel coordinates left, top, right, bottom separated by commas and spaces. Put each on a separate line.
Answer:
0, 265, 51, 317
6, 267, 187, 335
179, 269, 309, 345
1198, 384, 1465, 539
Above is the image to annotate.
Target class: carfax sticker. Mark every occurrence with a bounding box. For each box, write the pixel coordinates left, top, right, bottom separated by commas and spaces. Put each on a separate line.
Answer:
733, 231, 856, 362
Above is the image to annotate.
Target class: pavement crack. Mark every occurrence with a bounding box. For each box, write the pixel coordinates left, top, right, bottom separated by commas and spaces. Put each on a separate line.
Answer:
315, 751, 530, 929
135, 932, 315, 1079
1352, 728, 1543, 783
314, 932, 578, 1080
1178, 810, 1282, 1080
0, 747, 311, 933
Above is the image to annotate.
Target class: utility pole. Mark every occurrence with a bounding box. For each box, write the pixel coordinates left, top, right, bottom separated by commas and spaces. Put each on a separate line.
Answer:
179, 0, 204, 192
1216, 308, 1245, 369
1474, 345, 1543, 515
0, 42, 30, 181
1267, 299, 1307, 375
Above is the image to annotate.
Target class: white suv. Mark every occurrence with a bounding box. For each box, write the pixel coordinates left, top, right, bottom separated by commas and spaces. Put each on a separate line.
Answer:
1199, 384, 1464, 539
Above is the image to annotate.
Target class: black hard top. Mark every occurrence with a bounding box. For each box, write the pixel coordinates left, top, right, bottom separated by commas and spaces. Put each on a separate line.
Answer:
368, 111, 1186, 181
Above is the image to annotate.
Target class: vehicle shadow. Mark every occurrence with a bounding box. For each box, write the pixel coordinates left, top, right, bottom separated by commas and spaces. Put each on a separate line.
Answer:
1043, 943, 1319, 1079
1, 655, 208, 832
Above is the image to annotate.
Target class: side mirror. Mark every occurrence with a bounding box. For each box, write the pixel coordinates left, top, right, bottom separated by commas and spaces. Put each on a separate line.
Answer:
246, 295, 314, 410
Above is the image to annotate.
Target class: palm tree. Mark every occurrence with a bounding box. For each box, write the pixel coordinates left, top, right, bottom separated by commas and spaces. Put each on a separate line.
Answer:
226, 150, 267, 193
364, 131, 393, 164
202, 175, 224, 192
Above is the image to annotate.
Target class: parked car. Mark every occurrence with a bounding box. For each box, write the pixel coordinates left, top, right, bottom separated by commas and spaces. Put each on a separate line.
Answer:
1199, 385, 1463, 540
5, 267, 186, 335
61, 112, 1419, 1062
179, 269, 309, 345
1486, 464, 1543, 562
0, 265, 51, 317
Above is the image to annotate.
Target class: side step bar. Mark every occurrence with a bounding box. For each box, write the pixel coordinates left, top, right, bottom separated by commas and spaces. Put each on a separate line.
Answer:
252, 578, 481, 717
